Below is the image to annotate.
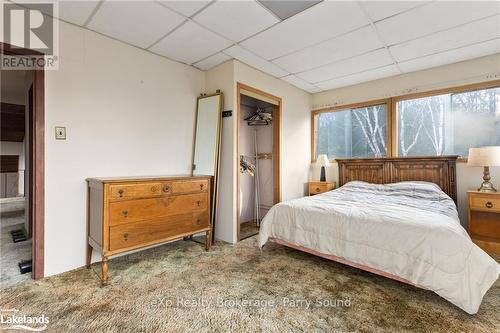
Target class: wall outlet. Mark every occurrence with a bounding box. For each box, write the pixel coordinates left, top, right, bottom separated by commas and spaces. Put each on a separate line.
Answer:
55, 126, 66, 140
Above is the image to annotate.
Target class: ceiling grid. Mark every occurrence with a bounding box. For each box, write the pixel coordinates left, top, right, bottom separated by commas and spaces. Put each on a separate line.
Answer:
10, 0, 500, 93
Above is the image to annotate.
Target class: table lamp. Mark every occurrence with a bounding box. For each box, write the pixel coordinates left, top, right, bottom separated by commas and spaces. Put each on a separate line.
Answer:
467, 146, 500, 192
316, 154, 330, 182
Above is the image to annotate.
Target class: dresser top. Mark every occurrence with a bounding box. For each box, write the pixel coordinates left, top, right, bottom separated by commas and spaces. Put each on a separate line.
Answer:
87, 174, 212, 183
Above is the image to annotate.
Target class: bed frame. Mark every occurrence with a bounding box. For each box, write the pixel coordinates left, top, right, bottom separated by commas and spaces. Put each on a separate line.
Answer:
336, 156, 458, 203
269, 156, 459, 288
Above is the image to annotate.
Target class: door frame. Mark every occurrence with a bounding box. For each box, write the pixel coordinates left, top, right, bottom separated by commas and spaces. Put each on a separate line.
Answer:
236, 82, 281, 241
1, 42, 45, 279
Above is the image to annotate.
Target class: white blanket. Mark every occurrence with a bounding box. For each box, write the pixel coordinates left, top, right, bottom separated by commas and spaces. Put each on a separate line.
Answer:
259, 181, 500, 314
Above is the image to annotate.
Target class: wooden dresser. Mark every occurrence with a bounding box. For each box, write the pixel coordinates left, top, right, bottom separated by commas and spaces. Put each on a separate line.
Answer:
308, 181, 336, 196
467, 191, 500, 255
86, 175, 212, 285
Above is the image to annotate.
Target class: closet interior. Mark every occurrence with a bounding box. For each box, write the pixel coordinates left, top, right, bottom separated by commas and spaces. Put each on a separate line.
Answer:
238, 93, 277, 240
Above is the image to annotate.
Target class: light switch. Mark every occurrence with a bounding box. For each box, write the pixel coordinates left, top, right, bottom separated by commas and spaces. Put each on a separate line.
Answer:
55, 126, 66, 140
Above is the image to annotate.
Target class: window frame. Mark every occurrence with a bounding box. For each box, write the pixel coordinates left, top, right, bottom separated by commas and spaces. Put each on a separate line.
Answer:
311, 80, 500, 163
311, 98, 393, 162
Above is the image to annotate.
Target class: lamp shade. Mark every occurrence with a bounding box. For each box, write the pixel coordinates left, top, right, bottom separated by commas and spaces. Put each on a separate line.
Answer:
316, 154, 330, 167
467, 146, 500, 167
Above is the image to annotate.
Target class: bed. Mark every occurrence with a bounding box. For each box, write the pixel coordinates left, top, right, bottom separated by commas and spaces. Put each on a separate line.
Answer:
259, 157, 500, 314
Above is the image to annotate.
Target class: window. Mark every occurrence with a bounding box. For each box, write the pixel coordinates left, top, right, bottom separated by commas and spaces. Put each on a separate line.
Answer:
311, 81, 500, 161
397, 86, 500, 157
314, 102, 388, 159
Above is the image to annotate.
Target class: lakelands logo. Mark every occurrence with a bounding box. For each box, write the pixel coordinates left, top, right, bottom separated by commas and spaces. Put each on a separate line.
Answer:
2, 1, 59, 70
0, 309, 49, 331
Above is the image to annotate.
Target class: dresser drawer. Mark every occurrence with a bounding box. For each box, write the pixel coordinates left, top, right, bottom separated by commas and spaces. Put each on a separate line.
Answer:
470, 195, 500, 213
109, 193, 208, 226
171, 180, 209, 194
110, 183, 162, 201
308, 182, 334, 195
109, 211, 209, 251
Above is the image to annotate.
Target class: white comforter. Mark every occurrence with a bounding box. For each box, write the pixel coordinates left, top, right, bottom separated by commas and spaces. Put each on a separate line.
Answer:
259, 181, 500, 314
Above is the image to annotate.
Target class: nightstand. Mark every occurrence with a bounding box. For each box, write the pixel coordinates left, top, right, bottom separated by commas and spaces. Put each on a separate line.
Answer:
467, 191, 500, 255
308, 181, 336, 196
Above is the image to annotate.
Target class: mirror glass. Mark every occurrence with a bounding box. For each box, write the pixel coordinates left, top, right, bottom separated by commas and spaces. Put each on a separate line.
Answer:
193, 93, 223, 241
193, 94, 222, 176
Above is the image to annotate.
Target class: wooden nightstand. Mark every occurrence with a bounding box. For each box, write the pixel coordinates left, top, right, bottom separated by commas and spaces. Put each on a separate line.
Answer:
308, 181, 336, 196
467, 191, 500, 255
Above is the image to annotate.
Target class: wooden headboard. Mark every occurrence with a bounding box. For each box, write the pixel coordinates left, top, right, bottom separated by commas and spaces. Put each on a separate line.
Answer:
336, 156, 458, 203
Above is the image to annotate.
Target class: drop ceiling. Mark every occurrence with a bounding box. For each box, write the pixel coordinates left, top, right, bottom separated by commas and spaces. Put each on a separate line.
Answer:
15, 0, 500, 93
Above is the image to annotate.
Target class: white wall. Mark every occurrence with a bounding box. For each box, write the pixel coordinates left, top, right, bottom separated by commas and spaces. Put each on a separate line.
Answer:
2, 1, 498, 276
0, 19, 206, 276
206, 60, 311, 243
233, 61, 311, 241
311, 54, 500, 227
205, 60, 235, 242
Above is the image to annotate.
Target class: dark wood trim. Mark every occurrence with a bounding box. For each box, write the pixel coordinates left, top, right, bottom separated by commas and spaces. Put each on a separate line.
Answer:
32, 69, 44, 280
1, 42, 45, 280
336, 156, 458, 203
0, 42, 43, 56
236, 82, 282, 241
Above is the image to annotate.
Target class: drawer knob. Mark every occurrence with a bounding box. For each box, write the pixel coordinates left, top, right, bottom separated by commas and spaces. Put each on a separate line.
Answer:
123, 233, 128, 241
485, 202, 493, 209
196, 200, 201, 207
118, 189, 124, 198
196, 219, 202, 225
163, 185, 171, 193
122, 210, 128, 217
315, 187, 320, 193
200, 184, 204, 190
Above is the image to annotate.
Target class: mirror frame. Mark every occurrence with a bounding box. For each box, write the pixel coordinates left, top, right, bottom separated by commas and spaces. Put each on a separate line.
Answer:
193, 92, 223, 241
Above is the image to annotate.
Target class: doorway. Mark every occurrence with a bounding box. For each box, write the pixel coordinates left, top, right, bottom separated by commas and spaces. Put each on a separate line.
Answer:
0, 42, 45, 285
236, 83, 281, 241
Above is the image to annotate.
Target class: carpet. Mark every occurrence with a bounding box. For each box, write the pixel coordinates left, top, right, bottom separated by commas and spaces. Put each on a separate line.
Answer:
1, 237, 499, 332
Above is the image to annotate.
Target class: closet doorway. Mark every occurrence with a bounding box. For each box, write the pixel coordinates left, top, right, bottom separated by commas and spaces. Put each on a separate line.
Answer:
237, 83, 281, 241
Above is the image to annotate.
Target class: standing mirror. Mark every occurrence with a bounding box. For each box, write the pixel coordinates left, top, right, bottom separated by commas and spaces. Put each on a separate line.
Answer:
193, 92, 223, 240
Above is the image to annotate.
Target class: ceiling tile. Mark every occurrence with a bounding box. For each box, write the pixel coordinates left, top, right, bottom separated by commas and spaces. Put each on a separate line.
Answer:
87, 1, 185, 49
398, 38, 500, 73
376, 1, 500, 45
223, 45, 289, 78
58, 1, 99, 26
297, 48, 394, 84
390, 15, 500, 62
150, 21, 232, 64
281, 75, 321, 92
193, 1, 279, 42
193, 52, 231, 70
316, 64, 400, 91
241, 1, 369, 60
361, 1, 429, 22
158, 1, 211, 17
273, 26, 383, 73
18, 1, 100, 26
